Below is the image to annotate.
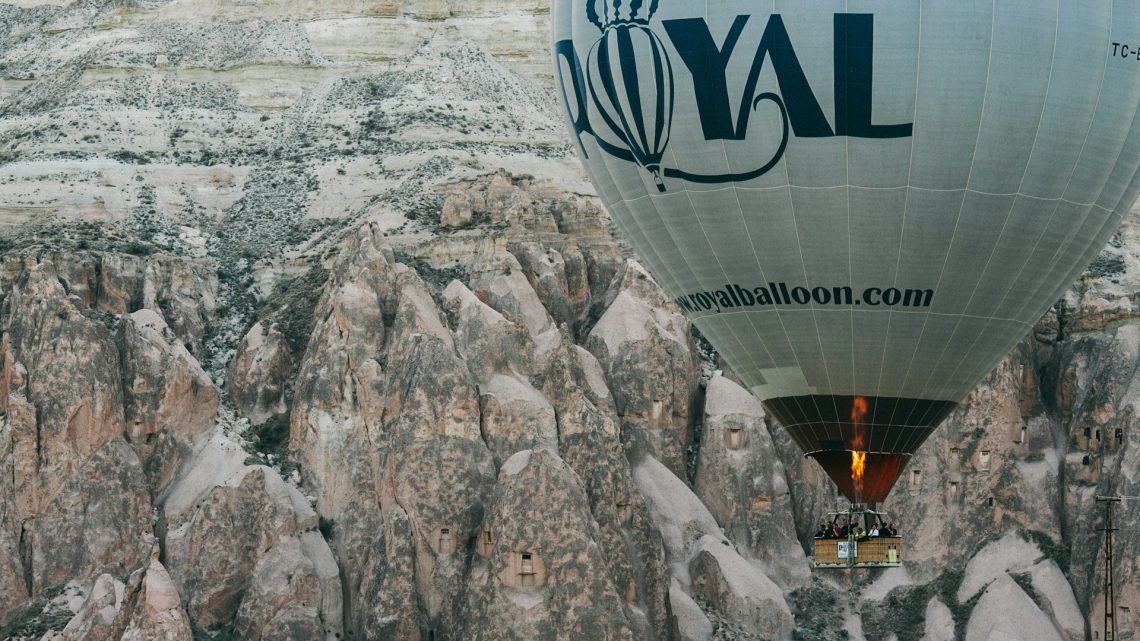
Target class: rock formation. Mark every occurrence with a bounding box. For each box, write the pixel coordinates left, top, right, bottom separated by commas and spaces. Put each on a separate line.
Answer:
2, 1, 1140, 640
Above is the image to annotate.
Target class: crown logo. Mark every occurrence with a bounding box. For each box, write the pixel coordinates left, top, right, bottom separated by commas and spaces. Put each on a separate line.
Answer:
587, 0, 660, 31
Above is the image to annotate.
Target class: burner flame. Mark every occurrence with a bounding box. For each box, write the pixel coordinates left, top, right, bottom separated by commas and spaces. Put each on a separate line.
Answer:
851, 450, 867, 489
850, 397, 869, 500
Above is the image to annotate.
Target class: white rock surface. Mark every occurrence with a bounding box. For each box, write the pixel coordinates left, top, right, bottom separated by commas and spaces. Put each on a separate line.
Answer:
958, 533, 1043, 602
632, 456, 727, 574
965, 575, 1064, 641
687, 535, 795, 641
1028, 560, 1084, 641
669, 580, 712, 641
921, 597, 956, 641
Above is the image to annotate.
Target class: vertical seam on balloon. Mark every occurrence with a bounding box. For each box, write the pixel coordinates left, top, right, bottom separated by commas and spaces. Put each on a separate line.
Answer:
941, 3, 1134, 406
926, 0, 1121, 402
784, 181, 838, 428
884, 0, 998, 453
707, 180, 779, 390
669, 0, 809, 436
992, 0, 1116, 317
1003, 3, 1137, 323
747, 0, 829, 437
876, 0, 924, 407
895, 0, 996, 396
843, 0, 858, 451
669, 141, 825, 441
597, 162, 689, 321
716, 160, 796, 402
763, 0, 838, 434
921, 0, 1077, 402
878, 0, 931, 434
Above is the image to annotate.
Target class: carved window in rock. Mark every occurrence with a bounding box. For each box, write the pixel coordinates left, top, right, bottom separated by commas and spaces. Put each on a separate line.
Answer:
978, 450, 991, 472
724, 426, 747, 450
1017, 426, 1027, 444
947, 481, 959, 501
1096, 429, 1102, 441
949, 447, 961, 471
615, 496, 631, 523
1117, 428, 1124, 446
909, 469, 922, 494
520, 553, 537, 587
1083, 454, 1092, 466
1120, 606, 1133, 631
437, 528, 455, 555
499, 550, 546, 588
475, 528, 493, 557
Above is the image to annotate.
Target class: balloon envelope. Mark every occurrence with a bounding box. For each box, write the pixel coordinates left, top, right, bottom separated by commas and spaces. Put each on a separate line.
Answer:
553, 0, 1140, 502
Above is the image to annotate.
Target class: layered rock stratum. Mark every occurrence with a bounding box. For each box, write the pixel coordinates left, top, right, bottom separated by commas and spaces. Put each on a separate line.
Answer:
1, 1, 1140, 640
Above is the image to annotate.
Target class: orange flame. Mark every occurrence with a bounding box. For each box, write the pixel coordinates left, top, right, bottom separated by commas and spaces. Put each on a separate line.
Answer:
850, 396, 869, 428
851, 450, 867, 483
850, 397, 869, 500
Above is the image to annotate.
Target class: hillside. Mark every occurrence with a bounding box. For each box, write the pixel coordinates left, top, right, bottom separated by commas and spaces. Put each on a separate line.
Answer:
2, 1, 1140, 640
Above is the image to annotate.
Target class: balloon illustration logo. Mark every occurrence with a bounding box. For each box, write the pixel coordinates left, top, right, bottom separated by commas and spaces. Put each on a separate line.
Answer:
584, 0, 673, 190
579, 0, 789, 192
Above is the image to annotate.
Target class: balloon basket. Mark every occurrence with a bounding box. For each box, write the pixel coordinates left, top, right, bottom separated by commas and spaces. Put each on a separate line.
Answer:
810, 504, 902, 570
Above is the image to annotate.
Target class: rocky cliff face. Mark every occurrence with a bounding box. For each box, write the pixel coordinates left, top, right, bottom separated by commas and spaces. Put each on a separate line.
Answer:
2, 1, 1140, 641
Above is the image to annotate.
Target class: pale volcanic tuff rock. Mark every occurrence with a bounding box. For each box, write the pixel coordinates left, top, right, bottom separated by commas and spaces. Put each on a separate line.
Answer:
377, 268, 497, 638
429, 171, 621, 334
687, 535, 795, 641
964, 574, 1065, 641
282, 221, 686, 640
0, 251, 216, 624
539, 336, 673, 641
119, 308, 218, 491
286, 223, 498, 640
1, 266, 127, 517
441, 279, 536, 381
1045, 319, 1140, 638
693, 373, 811, 589
0, 251, 219, 355
120, 560, 194, 641
634, 453, 798, 640
586, 260, 701, 477
161, 434, 343, 640
44, 560, 193, 641
0, 266, 152, 609
855, 348, 1060, 579
227, 321, 292, 426
470, 256, 561, 351
289, 222, 395, 517
445, 277, 674, 639
462, 449, 636, 641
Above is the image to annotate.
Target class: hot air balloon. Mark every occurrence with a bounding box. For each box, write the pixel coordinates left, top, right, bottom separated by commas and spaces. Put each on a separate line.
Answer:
553, 0, 1140, 507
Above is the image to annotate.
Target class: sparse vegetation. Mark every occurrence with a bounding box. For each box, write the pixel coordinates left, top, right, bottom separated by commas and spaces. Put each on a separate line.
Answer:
259, 264, 330, 365
0, 585, 73, 641
860, 571, 982, 641
789, 580, 847, 641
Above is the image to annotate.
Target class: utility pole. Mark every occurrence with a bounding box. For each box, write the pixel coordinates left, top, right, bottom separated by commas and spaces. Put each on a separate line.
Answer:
1097, 496, 1121, 641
